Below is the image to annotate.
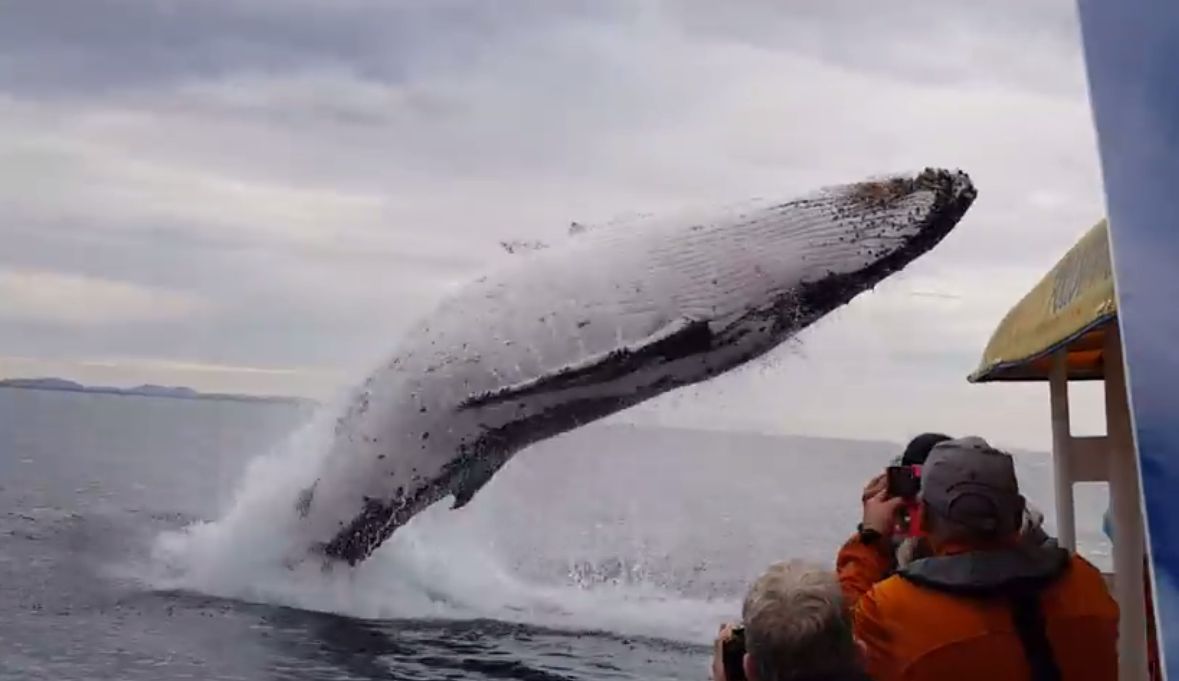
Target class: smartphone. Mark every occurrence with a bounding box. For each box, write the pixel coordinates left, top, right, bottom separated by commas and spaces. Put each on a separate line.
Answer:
886, 465, 921, 499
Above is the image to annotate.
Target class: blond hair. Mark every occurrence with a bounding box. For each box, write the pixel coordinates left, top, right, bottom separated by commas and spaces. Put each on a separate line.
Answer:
741, 560, 858, 681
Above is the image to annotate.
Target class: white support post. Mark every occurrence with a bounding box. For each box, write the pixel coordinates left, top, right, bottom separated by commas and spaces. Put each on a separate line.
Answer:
1105, 326, 1148, 681
1049, 350, 1076, 552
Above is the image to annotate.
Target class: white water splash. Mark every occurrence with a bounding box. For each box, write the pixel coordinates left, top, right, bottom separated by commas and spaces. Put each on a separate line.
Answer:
145, 404, 737, 645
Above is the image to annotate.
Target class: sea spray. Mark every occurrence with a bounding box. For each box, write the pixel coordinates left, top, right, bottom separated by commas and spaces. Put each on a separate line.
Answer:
146, 405, 738, 644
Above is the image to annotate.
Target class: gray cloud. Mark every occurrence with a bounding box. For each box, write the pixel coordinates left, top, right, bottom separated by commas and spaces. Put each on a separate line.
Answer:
0, 0, 1107, 447
663, 1, 1084, 93
0, 1, 625, 95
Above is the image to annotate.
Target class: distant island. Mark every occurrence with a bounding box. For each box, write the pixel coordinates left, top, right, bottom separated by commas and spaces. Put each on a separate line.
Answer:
0, 377, 315, 406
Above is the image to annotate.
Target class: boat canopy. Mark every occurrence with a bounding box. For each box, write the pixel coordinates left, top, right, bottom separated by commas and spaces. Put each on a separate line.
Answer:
969, 220, 1117, 383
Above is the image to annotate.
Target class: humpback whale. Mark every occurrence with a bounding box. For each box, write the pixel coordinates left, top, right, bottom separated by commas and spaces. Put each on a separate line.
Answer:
294, 168, 977, 565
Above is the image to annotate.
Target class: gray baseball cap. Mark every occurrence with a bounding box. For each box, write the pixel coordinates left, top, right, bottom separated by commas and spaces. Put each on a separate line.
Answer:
919, 436, 1025, 536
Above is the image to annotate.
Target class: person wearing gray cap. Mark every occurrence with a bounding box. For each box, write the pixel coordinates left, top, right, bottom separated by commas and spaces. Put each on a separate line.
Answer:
836, 436, 1118, 681
883, 433, 1056, 572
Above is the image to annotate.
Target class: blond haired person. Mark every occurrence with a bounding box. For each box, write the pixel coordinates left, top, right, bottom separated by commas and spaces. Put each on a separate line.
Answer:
713, 560, 869, 681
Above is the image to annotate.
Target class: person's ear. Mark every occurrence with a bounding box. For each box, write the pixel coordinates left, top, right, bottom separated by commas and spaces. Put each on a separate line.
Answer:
743, 653, 757, 681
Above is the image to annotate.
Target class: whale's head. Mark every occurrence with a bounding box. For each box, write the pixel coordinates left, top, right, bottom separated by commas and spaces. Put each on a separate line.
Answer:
678, 168, 977, 341
798, 167, 975, 286
788, 167, 975, 318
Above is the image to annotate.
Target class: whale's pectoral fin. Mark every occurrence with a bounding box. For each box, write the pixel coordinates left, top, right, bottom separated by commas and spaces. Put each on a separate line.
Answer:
458, 317, 713, 410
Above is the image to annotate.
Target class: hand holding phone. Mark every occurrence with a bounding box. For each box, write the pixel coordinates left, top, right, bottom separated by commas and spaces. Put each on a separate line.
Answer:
721, 626, 747, 681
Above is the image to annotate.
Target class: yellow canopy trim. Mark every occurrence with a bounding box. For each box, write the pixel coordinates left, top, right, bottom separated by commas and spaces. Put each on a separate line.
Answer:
969, 220, 1117, 382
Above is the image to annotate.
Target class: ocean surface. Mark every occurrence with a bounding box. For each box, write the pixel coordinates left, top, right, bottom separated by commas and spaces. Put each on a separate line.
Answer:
0, 388, 1112, 680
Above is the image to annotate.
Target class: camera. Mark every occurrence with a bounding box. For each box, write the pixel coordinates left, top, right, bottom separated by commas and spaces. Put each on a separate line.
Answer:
886, 464, 927, 537
722, 625, 747, 680
886, 464, 921, 499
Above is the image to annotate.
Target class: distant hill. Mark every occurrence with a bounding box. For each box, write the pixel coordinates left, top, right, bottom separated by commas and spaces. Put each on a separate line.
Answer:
0, 377, 314, 406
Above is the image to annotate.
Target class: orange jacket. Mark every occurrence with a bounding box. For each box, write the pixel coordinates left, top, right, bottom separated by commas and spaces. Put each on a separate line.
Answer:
837, 534, 1119, 681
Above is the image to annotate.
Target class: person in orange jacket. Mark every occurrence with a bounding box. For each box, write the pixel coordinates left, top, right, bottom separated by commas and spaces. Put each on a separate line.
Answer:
885, 433, 1056, 572
837, 436, 1119, 681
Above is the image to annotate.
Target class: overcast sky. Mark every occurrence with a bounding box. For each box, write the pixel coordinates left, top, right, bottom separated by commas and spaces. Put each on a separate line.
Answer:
1, 1, 1112, 450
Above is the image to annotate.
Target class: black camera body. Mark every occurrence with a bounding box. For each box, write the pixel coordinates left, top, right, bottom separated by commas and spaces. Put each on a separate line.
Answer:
722, 625, 747, 680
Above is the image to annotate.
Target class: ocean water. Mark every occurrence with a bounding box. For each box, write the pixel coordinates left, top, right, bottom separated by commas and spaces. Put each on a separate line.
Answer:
0, 388, 1111, 680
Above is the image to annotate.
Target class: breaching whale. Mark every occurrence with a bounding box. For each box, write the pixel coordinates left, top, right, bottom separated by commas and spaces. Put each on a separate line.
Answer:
293, 168, 977, 565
